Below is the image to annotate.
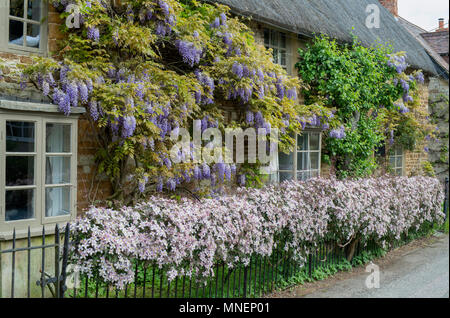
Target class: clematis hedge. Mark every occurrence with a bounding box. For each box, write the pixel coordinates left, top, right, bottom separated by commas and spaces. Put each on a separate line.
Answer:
69, 176, 445, 289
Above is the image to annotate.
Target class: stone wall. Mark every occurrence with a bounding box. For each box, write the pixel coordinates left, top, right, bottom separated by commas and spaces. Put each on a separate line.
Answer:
404, 83, 430, 176
428, 76, 449, 182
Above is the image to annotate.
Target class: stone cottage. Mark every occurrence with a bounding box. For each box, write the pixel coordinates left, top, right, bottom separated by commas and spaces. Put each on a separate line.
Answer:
0, 0, 448, 297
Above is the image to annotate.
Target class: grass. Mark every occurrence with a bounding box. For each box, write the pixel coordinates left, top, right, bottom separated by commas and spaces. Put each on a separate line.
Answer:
443, 216, 449, 234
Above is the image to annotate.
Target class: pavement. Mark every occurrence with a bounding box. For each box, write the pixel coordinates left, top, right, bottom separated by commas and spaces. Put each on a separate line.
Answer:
302, 233, 449, 298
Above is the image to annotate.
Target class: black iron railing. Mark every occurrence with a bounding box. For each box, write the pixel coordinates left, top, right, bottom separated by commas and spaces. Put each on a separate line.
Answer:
0, 224, 69, 298
0, 178, 448, 298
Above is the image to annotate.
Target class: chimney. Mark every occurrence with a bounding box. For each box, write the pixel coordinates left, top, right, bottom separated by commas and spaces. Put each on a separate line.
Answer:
438, 18, 445, 31
379, 0, 398, 16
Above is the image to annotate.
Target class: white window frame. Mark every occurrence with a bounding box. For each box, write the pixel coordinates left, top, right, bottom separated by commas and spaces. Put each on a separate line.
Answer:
263, 28, 290, 74
0, 109, 78, 237
276, 130, 322, 182
388, 145, 404, 176
0, 0, 48, 55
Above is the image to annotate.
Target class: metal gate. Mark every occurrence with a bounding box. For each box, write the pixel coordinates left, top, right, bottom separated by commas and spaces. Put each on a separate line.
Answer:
0, 223, 70, 298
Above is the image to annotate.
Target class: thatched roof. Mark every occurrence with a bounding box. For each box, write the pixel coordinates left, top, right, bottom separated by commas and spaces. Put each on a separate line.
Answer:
398, 16, 449, 77
206, 0, 443, 76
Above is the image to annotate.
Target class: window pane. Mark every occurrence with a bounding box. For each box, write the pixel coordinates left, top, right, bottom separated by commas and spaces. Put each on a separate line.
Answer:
46, 156, 71, 184
395, 168, 402, 176
389, 156, 396, 167
10, 0, 24, 18
26, 22, 40, 48
279, 172, 293, 182
5, 189, 34, 221
297, 171, 311, 181
6, 156, 34, 186
27, 0, 41, 21
280, 51, 286, 67
280, 33, 286, 48
46, 187, 70, 217
46, 123, 71, 153
396, 156, 402, 167
310, 133, 320, 150
297, 134, 308, 151
264, 29, 269, 46
270, 30, 278, 46
6, 121, 35, 152
297, 152, 310, 171
272, 48, 278, 64
9, 19, 24, 46
279, 152, 294, 170
310, 152, 319, 170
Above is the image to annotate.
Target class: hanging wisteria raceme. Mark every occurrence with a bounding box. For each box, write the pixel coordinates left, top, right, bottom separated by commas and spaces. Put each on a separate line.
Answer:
328, 125, 346, 139
69, 176, 445, 289
13, 0, 333, 198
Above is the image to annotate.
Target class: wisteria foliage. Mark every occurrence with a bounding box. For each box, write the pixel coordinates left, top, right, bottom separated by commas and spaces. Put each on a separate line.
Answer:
69, 176, 445, 289
14, 0, 332, 199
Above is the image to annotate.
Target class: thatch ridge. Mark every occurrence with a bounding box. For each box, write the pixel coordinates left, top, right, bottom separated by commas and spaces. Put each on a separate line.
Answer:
206, 0, 441, 76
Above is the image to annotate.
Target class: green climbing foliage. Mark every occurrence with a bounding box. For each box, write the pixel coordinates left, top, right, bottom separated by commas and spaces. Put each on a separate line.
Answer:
296, 35, 436, 178
2, 0, 331, 204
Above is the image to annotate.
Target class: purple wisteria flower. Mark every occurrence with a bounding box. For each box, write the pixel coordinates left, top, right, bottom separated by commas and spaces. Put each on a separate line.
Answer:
202, 163, 210, 179
245, 111, 254, 125
232, 62, 243, 79
42, 81, 50, 96
286, 87, 297, 100
87, 26, 100, 42
122, 115, 136, 138
402, 94, 413, 103
219, 13, 227, 26
400, 79, 409, 92
159, 0, 170, 16
329, 125, 346, 139
78, 82, 89, 103
175, 40, 202, 67
89, 100, 99, 121
415, 72, 424, 84
210, 17, 220, 28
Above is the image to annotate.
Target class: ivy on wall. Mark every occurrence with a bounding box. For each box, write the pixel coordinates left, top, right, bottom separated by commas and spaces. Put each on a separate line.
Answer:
296, 35, 436, 178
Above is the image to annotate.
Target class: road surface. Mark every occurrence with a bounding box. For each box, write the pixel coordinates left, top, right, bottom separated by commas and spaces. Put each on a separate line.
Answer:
303, 233, 449, 298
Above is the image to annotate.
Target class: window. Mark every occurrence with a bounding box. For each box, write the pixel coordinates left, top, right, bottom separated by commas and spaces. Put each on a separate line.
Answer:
276, 131, 321, 182
0, 0, 47, 54
264, 28, 289, 73
388, 146, 404, 176
0, 112, 78, 235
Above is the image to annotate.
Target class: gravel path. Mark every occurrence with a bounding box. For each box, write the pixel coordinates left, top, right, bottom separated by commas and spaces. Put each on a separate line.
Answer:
302, 233, 449, 298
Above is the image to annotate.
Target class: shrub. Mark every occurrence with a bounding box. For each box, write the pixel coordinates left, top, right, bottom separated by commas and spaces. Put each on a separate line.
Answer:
69, 176, 445, 289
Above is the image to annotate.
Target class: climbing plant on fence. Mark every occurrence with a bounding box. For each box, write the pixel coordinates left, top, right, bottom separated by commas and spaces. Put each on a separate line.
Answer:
68, 176, 445, 291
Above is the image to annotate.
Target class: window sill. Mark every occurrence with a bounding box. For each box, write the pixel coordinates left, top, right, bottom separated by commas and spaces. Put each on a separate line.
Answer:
0, 99, 86, 115
0, 222, 69, 241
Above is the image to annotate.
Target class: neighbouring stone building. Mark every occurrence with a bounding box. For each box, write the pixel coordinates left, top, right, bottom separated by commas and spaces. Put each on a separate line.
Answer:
0, 0, 448, 297
392, 6, 450, 183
